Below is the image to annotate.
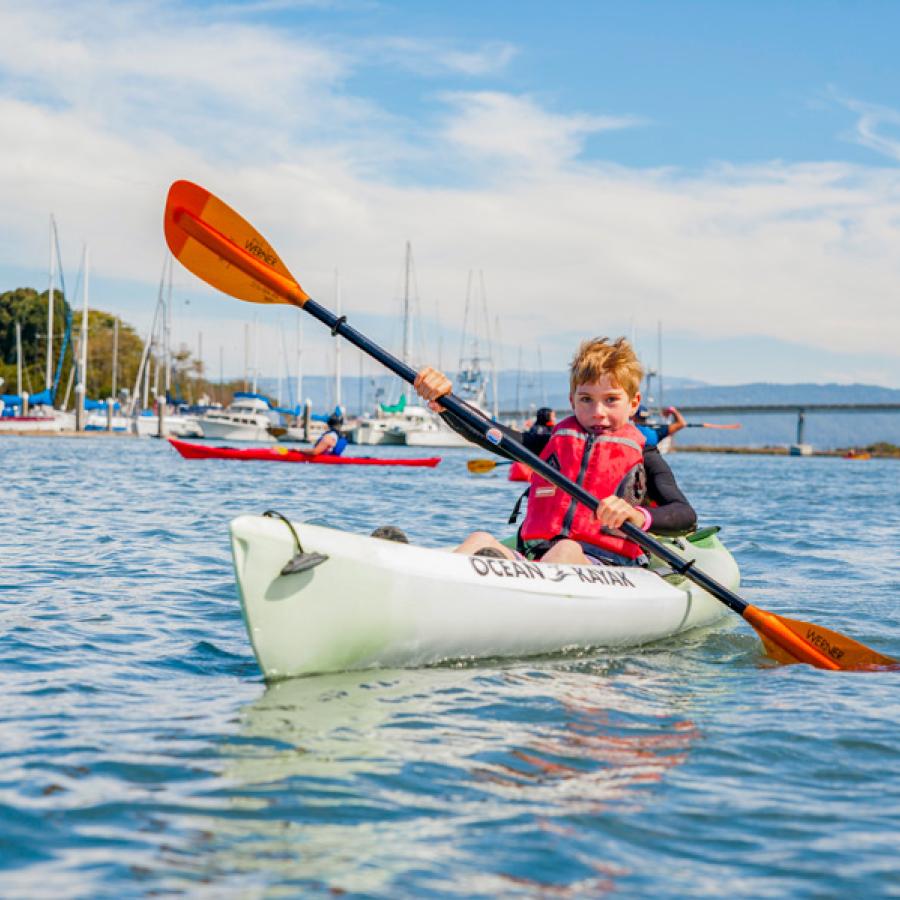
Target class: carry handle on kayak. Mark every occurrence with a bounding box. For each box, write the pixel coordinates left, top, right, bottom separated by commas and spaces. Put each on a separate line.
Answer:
162, 180, 896, 673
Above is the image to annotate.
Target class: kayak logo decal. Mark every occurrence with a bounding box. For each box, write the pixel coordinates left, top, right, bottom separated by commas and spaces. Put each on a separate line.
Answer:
470, 557, 546, 580
469, 556, 635, 588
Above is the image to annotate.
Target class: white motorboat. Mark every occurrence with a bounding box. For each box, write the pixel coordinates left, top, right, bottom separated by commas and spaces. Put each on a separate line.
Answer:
349, 403, 435, 446
400, 414, 474, 447
198, 393, 281, 442
85, 411, 132, 432
133, 411, 204, 438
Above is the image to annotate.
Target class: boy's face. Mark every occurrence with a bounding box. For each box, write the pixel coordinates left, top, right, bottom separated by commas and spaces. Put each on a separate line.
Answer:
570, 376, 640, 435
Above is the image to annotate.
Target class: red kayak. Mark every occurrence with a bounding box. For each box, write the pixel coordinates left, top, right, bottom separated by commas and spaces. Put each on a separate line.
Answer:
169, 438, 441, 467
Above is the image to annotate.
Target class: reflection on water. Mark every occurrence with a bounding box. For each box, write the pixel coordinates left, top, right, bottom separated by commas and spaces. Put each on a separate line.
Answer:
202, 660, 710, 895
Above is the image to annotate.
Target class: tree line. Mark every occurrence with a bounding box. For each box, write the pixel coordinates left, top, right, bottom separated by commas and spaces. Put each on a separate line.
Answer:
0, 287, 246, 407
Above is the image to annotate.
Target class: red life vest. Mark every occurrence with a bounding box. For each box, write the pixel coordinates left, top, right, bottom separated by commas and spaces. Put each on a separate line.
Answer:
520, 416, 646, 559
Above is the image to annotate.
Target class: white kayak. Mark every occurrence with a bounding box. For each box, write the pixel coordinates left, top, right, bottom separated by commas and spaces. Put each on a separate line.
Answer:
229, 515, 741, 679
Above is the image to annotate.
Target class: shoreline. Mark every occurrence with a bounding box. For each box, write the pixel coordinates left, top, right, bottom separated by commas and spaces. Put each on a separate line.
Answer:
0, 429, 138, 438
674, 444, 900, 459
2, 430, 899, 459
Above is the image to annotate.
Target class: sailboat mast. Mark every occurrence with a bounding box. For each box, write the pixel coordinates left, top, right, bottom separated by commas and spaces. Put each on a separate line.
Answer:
334, 269, 342, 409
77, 245, 89, 428
295, 318, 303, 412
46, 216, 55, 391
657, 320, 664, 410
16, 321, 22, 396
251, 314, 258, 394
515, 346, 522, 419
165, 254, 173, 399
276, 328, 284, 408
402, 242, 411, 365
111, 319, 118, 399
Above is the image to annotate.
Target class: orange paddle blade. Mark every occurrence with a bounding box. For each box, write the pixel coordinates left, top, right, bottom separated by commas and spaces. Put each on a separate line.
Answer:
164, 180, 309, 307
744, 605, 896, 670
467, 458, 498, 474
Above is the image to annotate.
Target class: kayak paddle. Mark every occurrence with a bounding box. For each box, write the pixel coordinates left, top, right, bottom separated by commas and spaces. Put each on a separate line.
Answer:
163, 179, 896, 672
467, 458, 513, 474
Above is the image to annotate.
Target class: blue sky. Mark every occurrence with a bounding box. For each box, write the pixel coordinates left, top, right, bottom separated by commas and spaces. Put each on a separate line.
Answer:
1, 0, 899, 386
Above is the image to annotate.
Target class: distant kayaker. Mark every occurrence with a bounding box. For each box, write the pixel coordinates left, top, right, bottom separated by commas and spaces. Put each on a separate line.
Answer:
414, 336, 696, 566
307, 414, 348, 457
522, 407, 556, 455
633, 404, 686, 449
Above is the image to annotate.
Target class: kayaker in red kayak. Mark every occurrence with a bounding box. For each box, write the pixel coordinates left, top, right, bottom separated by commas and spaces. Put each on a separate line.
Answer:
306, 414, 349, 457
414, 336, 696, 566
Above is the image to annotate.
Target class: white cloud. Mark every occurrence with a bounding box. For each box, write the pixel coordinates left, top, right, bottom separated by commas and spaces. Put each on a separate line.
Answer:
438, 91, 641, 172
833, 91, 900, 163
369, 37, 518, 77
1, 1, 899, 386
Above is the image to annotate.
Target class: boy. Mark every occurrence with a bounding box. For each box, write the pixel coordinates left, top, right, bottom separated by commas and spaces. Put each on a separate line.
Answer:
414, 337, 695, 566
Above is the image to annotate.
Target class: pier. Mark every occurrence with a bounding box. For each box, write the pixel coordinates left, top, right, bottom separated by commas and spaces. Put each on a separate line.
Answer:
674, 403, 900, 446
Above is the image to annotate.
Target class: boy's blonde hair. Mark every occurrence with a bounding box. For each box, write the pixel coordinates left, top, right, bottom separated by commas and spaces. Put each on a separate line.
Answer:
569, 337, 643, 398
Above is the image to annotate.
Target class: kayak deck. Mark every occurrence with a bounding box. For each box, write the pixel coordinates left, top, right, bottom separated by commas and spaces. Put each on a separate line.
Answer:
169, 438, 441, 467
230, 515, 740, 679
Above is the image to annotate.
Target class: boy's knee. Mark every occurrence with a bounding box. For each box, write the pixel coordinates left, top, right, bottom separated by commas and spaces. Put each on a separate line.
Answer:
554, 539, 579, 553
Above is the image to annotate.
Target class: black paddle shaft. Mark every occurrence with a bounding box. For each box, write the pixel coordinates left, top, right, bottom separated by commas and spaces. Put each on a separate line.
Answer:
303, 298, 749, 617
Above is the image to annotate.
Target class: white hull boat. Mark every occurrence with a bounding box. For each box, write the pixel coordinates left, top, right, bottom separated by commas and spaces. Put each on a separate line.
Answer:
229, 515, 739, 680
350, 405, 438, 446
0, 409, 74, 433
349, 417, 405, 445
134, 413, 204, 438
402, 419, 475, 447
85, 412, 131, 432
199, 395, 279, 442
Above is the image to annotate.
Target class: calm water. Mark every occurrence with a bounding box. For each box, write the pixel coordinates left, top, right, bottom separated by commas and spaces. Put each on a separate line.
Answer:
3, 437, 900, 898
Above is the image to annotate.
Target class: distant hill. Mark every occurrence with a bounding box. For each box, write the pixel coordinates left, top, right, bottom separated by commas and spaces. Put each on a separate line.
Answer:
254, 370, 900, 451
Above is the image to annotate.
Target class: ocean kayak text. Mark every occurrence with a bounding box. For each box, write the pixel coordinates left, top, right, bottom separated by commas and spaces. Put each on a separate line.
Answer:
469, 557, 636, 587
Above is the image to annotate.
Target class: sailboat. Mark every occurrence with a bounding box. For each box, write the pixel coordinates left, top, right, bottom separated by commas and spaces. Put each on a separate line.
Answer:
401, 270, 494, 448
130, 254, 203, 437
348, 243, 435, 446
0, 217, 78, 432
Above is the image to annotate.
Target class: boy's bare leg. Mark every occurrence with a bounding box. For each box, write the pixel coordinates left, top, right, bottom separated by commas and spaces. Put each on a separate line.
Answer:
539, 539, 590, 565
453, 531, 517, 560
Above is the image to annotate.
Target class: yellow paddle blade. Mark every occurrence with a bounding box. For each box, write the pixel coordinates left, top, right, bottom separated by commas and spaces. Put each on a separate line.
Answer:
744, 605, 896, 671
467, 458, 498, 474
164, 180, 309, 307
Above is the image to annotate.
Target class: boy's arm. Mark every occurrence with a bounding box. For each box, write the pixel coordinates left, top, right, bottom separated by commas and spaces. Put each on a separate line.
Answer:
641, 447, 697, 534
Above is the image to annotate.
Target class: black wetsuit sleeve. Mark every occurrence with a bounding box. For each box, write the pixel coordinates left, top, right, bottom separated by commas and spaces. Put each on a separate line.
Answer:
438, 406, 521, 460
642, 447, 697, 534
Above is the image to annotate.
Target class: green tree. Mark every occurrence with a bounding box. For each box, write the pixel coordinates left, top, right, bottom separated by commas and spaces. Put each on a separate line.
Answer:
1, 285, 254, 409
74, 309, 145, 402
0, 287, 72, 395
